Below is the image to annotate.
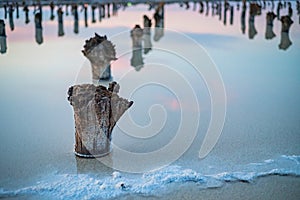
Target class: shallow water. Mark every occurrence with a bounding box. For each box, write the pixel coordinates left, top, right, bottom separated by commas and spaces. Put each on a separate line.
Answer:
0, 1, 299, 199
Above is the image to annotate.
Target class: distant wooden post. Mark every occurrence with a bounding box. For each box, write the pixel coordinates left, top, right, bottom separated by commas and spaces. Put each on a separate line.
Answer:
68, 82, 133, 157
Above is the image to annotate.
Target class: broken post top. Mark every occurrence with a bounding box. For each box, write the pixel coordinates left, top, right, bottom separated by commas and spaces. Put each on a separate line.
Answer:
82, 33, 117, 63
67, 81, 130, 107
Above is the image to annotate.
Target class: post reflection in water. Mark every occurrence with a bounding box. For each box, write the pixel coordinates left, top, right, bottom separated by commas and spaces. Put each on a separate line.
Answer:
112, 3, 118, 16
288, 2, 293, 17
99, 4, 105, 21
143, 15, 152, 55
35, 12, 43, 45
205, 1, 209, 16
84, 4, 88, 27
3, 4, 7, 19
199, 1, 204, 14
91, 4, 96, 23
223, 1, 229, 25
8, 4, 14, 31
65, 4, 69, 16
72, 4, 79, 34
107, 3, 111, 18
130, 25, 144, 71
82, 34, 116, 83
241, 1, 246, 34
0, 0, 299, 55
279, 15, 293, 50
153, 3, 164, 42
16, 2, 19, 19
193, 1, 197, 11
230, 5, 234, 25
277, 1, 283, 21
0, 19, 7, 54
57, 7, 64, 37
23, 5, 30, 24
248, 3, 261, 39
98, 3, 102, 22
298, 1, 300, 24
265, 12, 276, 40
50, 1, 55, 20
211, 2, 215, 16
218, 3, 222, 21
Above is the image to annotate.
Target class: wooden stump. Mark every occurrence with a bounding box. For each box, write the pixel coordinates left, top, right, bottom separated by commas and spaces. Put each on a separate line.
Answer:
68, 82, 133, 157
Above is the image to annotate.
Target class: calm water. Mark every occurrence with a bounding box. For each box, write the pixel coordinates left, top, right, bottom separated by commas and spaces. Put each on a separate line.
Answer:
0, 1, 300, 199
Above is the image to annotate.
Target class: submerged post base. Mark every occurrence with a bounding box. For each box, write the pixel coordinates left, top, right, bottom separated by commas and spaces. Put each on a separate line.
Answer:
74, 149, 111, 158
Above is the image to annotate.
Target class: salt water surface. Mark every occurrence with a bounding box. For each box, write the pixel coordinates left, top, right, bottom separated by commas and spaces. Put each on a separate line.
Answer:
0, 0, 300, 199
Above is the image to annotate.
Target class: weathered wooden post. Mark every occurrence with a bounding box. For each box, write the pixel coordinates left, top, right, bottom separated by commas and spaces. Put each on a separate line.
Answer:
68, 34, 133, 157
68, 82, 133, 157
